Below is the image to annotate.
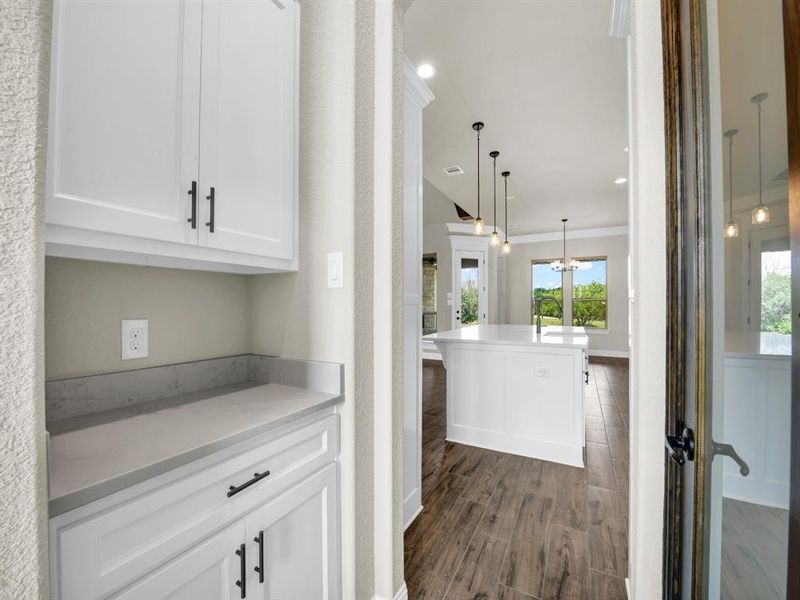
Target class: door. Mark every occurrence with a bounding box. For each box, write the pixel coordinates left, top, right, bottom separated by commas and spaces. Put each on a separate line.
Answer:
198, 0, 297, 258
47, 0, 201, 245
110, 520, 245, 600
244, 464, 340, 600
453, 250, 487, 327
663, 0, 799, 598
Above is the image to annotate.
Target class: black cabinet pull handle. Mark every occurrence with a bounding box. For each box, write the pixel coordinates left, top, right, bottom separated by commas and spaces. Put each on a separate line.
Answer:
254, 530, 264, 583
235, 543, 246, 599
187, 181, 197, 229
205, 186, 215, 232
227, 470, 271, 498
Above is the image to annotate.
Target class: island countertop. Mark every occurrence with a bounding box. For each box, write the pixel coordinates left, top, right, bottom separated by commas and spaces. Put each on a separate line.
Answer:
48, 382, 343, 517
424, 324, 589, 349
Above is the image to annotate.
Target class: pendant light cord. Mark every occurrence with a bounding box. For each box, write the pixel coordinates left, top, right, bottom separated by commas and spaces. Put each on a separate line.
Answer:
757, 99, 763, 206
728, 133, 734, 221
562, 220, 567, 263
493, 154, 497, 232
477, 129, 481, 219
504, 176, 508, 239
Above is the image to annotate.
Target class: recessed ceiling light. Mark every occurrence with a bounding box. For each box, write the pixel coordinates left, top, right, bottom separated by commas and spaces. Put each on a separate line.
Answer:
614, 177, 628, 184
417, 63, 436, 79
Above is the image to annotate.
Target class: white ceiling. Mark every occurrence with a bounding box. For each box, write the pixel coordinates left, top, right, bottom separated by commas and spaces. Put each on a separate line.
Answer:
718, 0, 788, 204
404, 0, 629, 235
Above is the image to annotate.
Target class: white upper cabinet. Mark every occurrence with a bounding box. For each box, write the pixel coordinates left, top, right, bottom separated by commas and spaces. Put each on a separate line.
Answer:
46, 0, 298, 273
199, 0, 297, 259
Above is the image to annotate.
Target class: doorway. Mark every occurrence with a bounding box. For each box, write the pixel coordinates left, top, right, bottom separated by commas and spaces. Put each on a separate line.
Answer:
452, 250, 486, 328
661, 0, 800, 597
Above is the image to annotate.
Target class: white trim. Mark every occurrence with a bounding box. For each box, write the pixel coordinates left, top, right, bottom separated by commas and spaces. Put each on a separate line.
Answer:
446, 221, 506, 239
509, 225, 628, 245
421, 340, 442, 361
403, 503, 423, 530
609, 0, 632, 38
449, 233, 491, 252
395, 582, 409, 600
625, 577, 632, 599
588, 349, 630, 358
403, 58, 434, 108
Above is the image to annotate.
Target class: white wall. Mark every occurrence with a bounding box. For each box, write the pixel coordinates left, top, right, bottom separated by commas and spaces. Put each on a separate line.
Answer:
0, 0, 51, 597
504, 234, 629, 355
45, 258, 251, 380
628, 0, 667, 596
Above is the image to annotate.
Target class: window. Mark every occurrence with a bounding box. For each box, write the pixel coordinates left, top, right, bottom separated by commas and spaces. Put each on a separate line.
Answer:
531, 260, 563, 326
572, 257, 607, 329
759, 245, 791, 354
422, 254, 438, 335
459, 257, 480, 325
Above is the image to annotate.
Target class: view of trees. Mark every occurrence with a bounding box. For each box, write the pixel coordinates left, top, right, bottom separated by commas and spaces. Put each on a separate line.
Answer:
573, 280, 607, 328
531, 287, 563, 325
460, 279, 479, 324
761, 271, 791, 334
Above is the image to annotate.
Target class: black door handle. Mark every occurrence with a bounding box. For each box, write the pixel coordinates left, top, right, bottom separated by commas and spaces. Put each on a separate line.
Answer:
711, 440, 750, 476
235, 543, 246, 599
205, 186, 215, 233
227, 470, 271, 497
665, 422, 695, 465
254, 530, 264, 583
187, 181, 197, 229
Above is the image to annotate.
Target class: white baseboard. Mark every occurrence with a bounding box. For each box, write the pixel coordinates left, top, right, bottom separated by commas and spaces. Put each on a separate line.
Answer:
394, 582, 408, 600
626, 577, 631, 599
404, 503, 424, 530
588, 349, 630, 358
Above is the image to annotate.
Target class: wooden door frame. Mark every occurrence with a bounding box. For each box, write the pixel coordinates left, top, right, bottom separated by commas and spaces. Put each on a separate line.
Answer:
661, 0, 800, 597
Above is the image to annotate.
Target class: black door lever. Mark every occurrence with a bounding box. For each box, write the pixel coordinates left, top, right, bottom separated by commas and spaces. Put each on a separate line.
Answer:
665, 422, 695, 465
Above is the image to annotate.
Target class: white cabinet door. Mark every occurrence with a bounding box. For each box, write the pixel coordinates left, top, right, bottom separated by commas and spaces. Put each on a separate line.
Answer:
245, 464, 340, 600
47, 0, 202, 245
109, 520, 245, 600
198, 0, 297, 259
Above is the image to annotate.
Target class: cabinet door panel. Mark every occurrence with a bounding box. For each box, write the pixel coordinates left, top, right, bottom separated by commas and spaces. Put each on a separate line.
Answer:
47, 0, 201, 244
109, 520, 244, 600
199, 0, 297, 258
246, 464, 340, 600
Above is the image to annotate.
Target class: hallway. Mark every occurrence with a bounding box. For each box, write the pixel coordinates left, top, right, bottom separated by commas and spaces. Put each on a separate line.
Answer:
404, 358, 629, 600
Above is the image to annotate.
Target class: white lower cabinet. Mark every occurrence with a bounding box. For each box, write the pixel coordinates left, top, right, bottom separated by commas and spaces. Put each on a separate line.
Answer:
50, 413, 341, 600
110, 521, 245, 600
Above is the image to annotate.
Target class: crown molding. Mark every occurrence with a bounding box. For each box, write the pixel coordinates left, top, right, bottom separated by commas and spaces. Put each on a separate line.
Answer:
508, 225, 628, 245
403, 57, 434, 108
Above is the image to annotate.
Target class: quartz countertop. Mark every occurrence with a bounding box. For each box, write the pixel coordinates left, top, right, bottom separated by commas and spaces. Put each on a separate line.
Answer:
424, 324, 589, 349
48, 382, 342, 517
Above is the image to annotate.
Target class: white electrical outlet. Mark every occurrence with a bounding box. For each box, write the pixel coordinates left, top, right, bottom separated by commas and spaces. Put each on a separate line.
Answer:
121, 319, 149, 360
535, 366, 549, 378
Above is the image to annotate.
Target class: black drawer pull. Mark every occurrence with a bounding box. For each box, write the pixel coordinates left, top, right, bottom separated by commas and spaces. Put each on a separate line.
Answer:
254, 530, 264, 583
187, 180, 197, 229
235, 543, 246, 598
205, 186, 215, 232
227, 470, 271, 498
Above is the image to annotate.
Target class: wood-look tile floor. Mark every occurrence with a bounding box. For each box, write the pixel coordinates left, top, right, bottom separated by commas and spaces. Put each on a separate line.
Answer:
721, 498, 788, 600
405, 358, 629, 600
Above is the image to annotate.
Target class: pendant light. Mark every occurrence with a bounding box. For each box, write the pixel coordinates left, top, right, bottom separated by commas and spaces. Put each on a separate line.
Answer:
490, 150, 500, 246
472, 122, 485, 234
551, 219, 580, 272
751, 92, 770, 225
502, 171, 511, 254
723, 128, 740, 238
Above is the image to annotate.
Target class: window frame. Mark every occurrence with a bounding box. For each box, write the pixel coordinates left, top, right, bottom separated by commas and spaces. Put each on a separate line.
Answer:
530, 258, 564, 326
571, 255, 608, 330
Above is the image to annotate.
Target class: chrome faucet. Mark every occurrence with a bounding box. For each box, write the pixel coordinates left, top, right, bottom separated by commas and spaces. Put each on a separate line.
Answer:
534, 297, 563, 334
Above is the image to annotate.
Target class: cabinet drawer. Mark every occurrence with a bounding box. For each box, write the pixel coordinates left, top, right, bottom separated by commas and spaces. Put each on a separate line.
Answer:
51, 412, 338, 600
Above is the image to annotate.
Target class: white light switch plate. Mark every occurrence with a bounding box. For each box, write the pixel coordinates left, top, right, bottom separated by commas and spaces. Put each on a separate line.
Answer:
327, 252, 343, 288
121, 319, 149, 360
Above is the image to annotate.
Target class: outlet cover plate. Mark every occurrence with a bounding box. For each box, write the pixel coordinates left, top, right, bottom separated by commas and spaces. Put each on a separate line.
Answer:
121, 319, 149, 360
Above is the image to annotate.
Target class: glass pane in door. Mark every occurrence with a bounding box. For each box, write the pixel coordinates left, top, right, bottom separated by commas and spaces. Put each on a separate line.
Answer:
704, 0, 791, 597
459, 257, 479, 326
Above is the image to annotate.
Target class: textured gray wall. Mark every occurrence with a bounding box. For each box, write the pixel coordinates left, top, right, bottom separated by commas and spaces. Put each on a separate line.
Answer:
0, 0, 51, 598
45, 258, 251, 380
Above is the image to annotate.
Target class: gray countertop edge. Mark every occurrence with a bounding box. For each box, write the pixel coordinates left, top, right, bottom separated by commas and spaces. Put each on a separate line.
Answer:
48, 393, 344, 518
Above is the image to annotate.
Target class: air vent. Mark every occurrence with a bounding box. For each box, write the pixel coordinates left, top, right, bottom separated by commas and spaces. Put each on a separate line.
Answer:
442, 165, 464, 176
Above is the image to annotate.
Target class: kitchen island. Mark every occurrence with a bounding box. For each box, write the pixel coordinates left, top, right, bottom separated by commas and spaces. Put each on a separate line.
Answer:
425, 324, 588, 467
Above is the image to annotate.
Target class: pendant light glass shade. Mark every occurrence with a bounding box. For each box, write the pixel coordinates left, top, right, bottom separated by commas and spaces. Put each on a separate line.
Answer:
501, 170, 511, 255
751, 93, 770, 225
472, 122, 485, 235
723, 129, 739, 238
490, 150, 500, 245
551, 219, 580, 271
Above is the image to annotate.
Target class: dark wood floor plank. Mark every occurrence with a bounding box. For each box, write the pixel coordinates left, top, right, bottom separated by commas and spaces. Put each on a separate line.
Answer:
499, 492, 555, 597
720, 541, 782, 600
495, 584, 538, 600
588, 570, 627, 600
444, 534, 509, 600
551, 463, 588, 532
586, 442, 616, 491
475, 467, 525, 542
541, 525, 588, 600
586, 486, 627, 577
585, 415, 608, 444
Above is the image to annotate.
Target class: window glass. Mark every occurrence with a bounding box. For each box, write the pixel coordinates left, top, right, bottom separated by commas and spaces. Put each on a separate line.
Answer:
422, 254, 438, 335
760, 248, 791, 354
573, 257, 608, 329
460, 258, 479, 325
531, 261, 563, 326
